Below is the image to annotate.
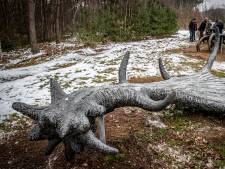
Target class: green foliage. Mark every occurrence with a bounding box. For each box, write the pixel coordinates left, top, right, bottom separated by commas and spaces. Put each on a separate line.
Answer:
1, 32, 29, 51
76, 0, 178, 44
104, 154, 126, 162
211, 70, 225, 78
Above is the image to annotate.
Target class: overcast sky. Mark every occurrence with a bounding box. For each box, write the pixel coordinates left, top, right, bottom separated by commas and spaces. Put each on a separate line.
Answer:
198, 0, 225, 11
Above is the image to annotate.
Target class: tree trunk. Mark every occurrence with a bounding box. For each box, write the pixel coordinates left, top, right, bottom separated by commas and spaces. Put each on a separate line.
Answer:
0, 40, 2, 53
28, 0, 39, 54
55, 0, 61, 43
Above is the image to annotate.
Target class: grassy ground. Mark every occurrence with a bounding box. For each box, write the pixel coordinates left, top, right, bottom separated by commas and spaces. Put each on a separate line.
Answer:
168, 43, 225, 63
0, 77, 225, 169
1, 39, 225, 169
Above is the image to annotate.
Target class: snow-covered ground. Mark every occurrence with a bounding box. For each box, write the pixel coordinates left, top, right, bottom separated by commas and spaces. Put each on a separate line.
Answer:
0, 30, 224, 122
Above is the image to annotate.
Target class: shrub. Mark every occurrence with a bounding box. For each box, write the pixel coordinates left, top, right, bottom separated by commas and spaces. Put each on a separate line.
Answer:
76, 0, 178, 44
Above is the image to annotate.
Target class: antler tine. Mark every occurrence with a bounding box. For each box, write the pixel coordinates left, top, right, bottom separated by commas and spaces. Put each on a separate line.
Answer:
50, 78, 67, 104
158, 57, 171, 80
196, 35, 210, 52
137, 90, 176, 111
208, 33, 215, 51
79, 131, 119, 154
202, 26, 220, 72
45, 138, 61, 155
118, 51, 130, 84
97, 115, 106, 143
12, 102, 46, 120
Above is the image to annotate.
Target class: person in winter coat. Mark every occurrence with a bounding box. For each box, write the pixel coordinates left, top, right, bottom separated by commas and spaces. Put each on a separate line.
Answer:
189, 18, 197, 42
205, 20, 213, 35
198, 16, 208, 39
215, 19, 224, 34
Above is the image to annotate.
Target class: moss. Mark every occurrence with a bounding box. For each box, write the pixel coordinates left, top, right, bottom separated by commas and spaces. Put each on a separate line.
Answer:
100, 67, 116, 74
39, 80, 49, 89
132, 67, 146, 72
75, 69, 82, 73
5, 55, 48, 69
104, 154, 126, 162
211, 70, 225, 78
79, 77, 90, 80
92, 75, 115, 83
164, 109, 190, 132
78, 81, 86, 86
134, 130, 153, 142
0, 113, 24, 132
62, 82, 71, 89
209, 142, 225, 158
215, 160, 225, 168
51, 63, 76, 70
180, 61, 204, 71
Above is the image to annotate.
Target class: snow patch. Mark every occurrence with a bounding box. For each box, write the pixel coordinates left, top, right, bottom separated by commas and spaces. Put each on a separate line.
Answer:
2, 30, 224, 119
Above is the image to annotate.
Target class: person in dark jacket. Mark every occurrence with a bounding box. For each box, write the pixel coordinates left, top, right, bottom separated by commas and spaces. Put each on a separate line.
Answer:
205, 20, 213, 35
215, 19, 224, 34
198, 16, 208, 39
189, 18, 197, 42
214, 19, 224, 47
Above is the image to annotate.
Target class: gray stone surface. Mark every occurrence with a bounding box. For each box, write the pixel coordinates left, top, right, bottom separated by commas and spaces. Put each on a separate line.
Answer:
197, 29, 225, 52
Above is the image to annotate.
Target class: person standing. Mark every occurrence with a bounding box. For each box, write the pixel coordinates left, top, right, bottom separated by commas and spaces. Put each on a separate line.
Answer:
215, 19, 224, 34
198, 16, 208, 39
205, 20, 213, 35
214, 19, 224, 48
189, 18, 197, 42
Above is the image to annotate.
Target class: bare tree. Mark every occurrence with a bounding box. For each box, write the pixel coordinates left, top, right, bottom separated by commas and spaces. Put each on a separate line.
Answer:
28, 0, 39, 54
0, 40, 2, 54
55, 0, 61, 43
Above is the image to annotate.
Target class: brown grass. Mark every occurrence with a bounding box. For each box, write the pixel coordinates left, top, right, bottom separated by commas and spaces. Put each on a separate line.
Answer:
129, 76, 162, 83
170, 44, 225, 62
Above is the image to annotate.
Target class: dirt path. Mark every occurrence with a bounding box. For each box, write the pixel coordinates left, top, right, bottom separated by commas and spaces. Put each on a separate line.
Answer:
1, 77, 225, 169
1, 108, 225, 169
171, 43, 225, 62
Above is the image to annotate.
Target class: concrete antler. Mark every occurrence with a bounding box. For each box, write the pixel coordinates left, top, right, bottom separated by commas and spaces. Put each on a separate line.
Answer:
12, 26, 224, 161
158, 57, 171, 80
12, 50, 175, 160
197, 25, 225, 52
12, 26, 224, 160
158, 26, 225, 114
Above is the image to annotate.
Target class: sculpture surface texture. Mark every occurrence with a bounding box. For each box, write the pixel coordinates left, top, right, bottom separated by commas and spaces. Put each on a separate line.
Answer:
196, 29, 225, 52
12, 27, 224, 160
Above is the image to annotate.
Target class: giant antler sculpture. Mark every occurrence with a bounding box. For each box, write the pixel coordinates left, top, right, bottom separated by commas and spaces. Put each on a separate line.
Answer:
12, 27, 224, 160
196, 31, 225, 52
208, 33, 225, 51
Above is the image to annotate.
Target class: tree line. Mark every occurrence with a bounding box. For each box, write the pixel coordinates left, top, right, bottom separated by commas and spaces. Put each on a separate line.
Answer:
0, 0, 186, 53
1, 0, 80, 53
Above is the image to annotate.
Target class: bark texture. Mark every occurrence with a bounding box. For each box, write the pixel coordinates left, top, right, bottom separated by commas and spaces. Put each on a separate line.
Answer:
28, 0, 39, 54
12, 26, 223, 161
